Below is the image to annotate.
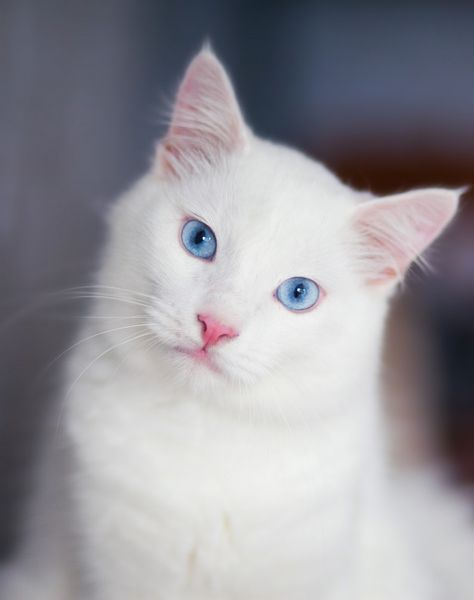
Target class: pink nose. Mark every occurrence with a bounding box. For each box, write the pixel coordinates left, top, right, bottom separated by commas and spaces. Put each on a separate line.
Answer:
197, 314, 238, 349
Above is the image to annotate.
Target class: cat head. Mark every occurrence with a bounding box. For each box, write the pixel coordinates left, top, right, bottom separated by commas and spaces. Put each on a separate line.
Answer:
105, 48, 460, 412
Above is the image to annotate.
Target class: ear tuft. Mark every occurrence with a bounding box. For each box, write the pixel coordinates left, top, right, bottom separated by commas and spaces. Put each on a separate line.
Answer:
352, 188, 461, 286
156, 48, 248, 179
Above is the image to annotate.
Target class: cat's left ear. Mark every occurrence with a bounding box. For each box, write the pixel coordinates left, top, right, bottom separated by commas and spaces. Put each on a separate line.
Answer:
351, 187, 462, 286
156, 47, 248, 179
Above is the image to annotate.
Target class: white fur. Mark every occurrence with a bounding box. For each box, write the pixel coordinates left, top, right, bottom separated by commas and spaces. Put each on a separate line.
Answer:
1, 49, 472, 600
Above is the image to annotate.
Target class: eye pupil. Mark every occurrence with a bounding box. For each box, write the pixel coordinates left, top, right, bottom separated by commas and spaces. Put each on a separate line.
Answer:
194, 229, 207, 245
294, 284, 306, 299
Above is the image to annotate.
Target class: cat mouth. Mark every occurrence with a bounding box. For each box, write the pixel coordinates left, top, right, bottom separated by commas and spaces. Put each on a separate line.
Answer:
175, 346, 221, 373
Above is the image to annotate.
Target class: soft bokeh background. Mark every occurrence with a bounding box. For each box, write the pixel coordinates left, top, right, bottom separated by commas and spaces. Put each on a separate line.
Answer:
1, 0, 473, 559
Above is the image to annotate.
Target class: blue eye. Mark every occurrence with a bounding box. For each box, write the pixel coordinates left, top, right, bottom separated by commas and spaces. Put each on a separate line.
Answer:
181, 219, 217, 260
276, 277, 320, 312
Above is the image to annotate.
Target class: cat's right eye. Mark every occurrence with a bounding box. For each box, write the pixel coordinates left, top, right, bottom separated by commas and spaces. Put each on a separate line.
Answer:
181, 219, 217, 260
276, 277, 320, 312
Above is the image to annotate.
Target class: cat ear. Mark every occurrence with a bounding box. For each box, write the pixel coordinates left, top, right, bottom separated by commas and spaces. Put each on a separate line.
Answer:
156, 48, 248, 178
352, 188, 461, 285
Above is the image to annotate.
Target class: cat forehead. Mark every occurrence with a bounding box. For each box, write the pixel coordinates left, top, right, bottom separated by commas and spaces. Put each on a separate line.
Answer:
173, 139, 355, 245
159, 141, 357, 285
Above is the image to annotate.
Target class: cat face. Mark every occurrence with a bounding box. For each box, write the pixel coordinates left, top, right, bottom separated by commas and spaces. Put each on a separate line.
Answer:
106, 49, 459, 403
142, 143, 364, 393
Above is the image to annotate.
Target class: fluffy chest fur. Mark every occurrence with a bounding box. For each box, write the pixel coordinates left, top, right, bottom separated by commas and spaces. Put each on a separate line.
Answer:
65, 349, 372, 600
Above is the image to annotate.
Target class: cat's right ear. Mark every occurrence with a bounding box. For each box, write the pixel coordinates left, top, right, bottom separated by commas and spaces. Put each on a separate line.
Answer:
156, 48, 248, 179
351, 187, 461, 287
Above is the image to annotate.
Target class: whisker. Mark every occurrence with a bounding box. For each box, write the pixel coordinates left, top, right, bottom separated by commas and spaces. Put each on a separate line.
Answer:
65, 330, 154, 400
63, 284, 158, 303
108, 331, 159, 380
55, 330, 155, 440
150, 299, 183, 328
33, 322, 152, 391
57, 292, 150, 308
35, 314, 148, 321
0, 292, 150, 332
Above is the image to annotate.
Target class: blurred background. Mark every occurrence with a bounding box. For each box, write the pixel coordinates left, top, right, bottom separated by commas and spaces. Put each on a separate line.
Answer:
1, 0, 473, 560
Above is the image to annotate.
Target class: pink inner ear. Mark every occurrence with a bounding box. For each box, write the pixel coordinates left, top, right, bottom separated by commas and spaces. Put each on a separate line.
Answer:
353, 188, 460, 285
157, 49, 247, 178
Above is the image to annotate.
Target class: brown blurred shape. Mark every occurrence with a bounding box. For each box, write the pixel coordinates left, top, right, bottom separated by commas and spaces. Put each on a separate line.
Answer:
328, 143, 474, 485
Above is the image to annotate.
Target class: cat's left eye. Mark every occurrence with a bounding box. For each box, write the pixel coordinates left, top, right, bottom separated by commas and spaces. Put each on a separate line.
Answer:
276, 277, 320, 312
181, 219, 217, 260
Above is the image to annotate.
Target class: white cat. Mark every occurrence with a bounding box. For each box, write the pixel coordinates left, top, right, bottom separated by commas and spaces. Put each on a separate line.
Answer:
1, 48, 473, 600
